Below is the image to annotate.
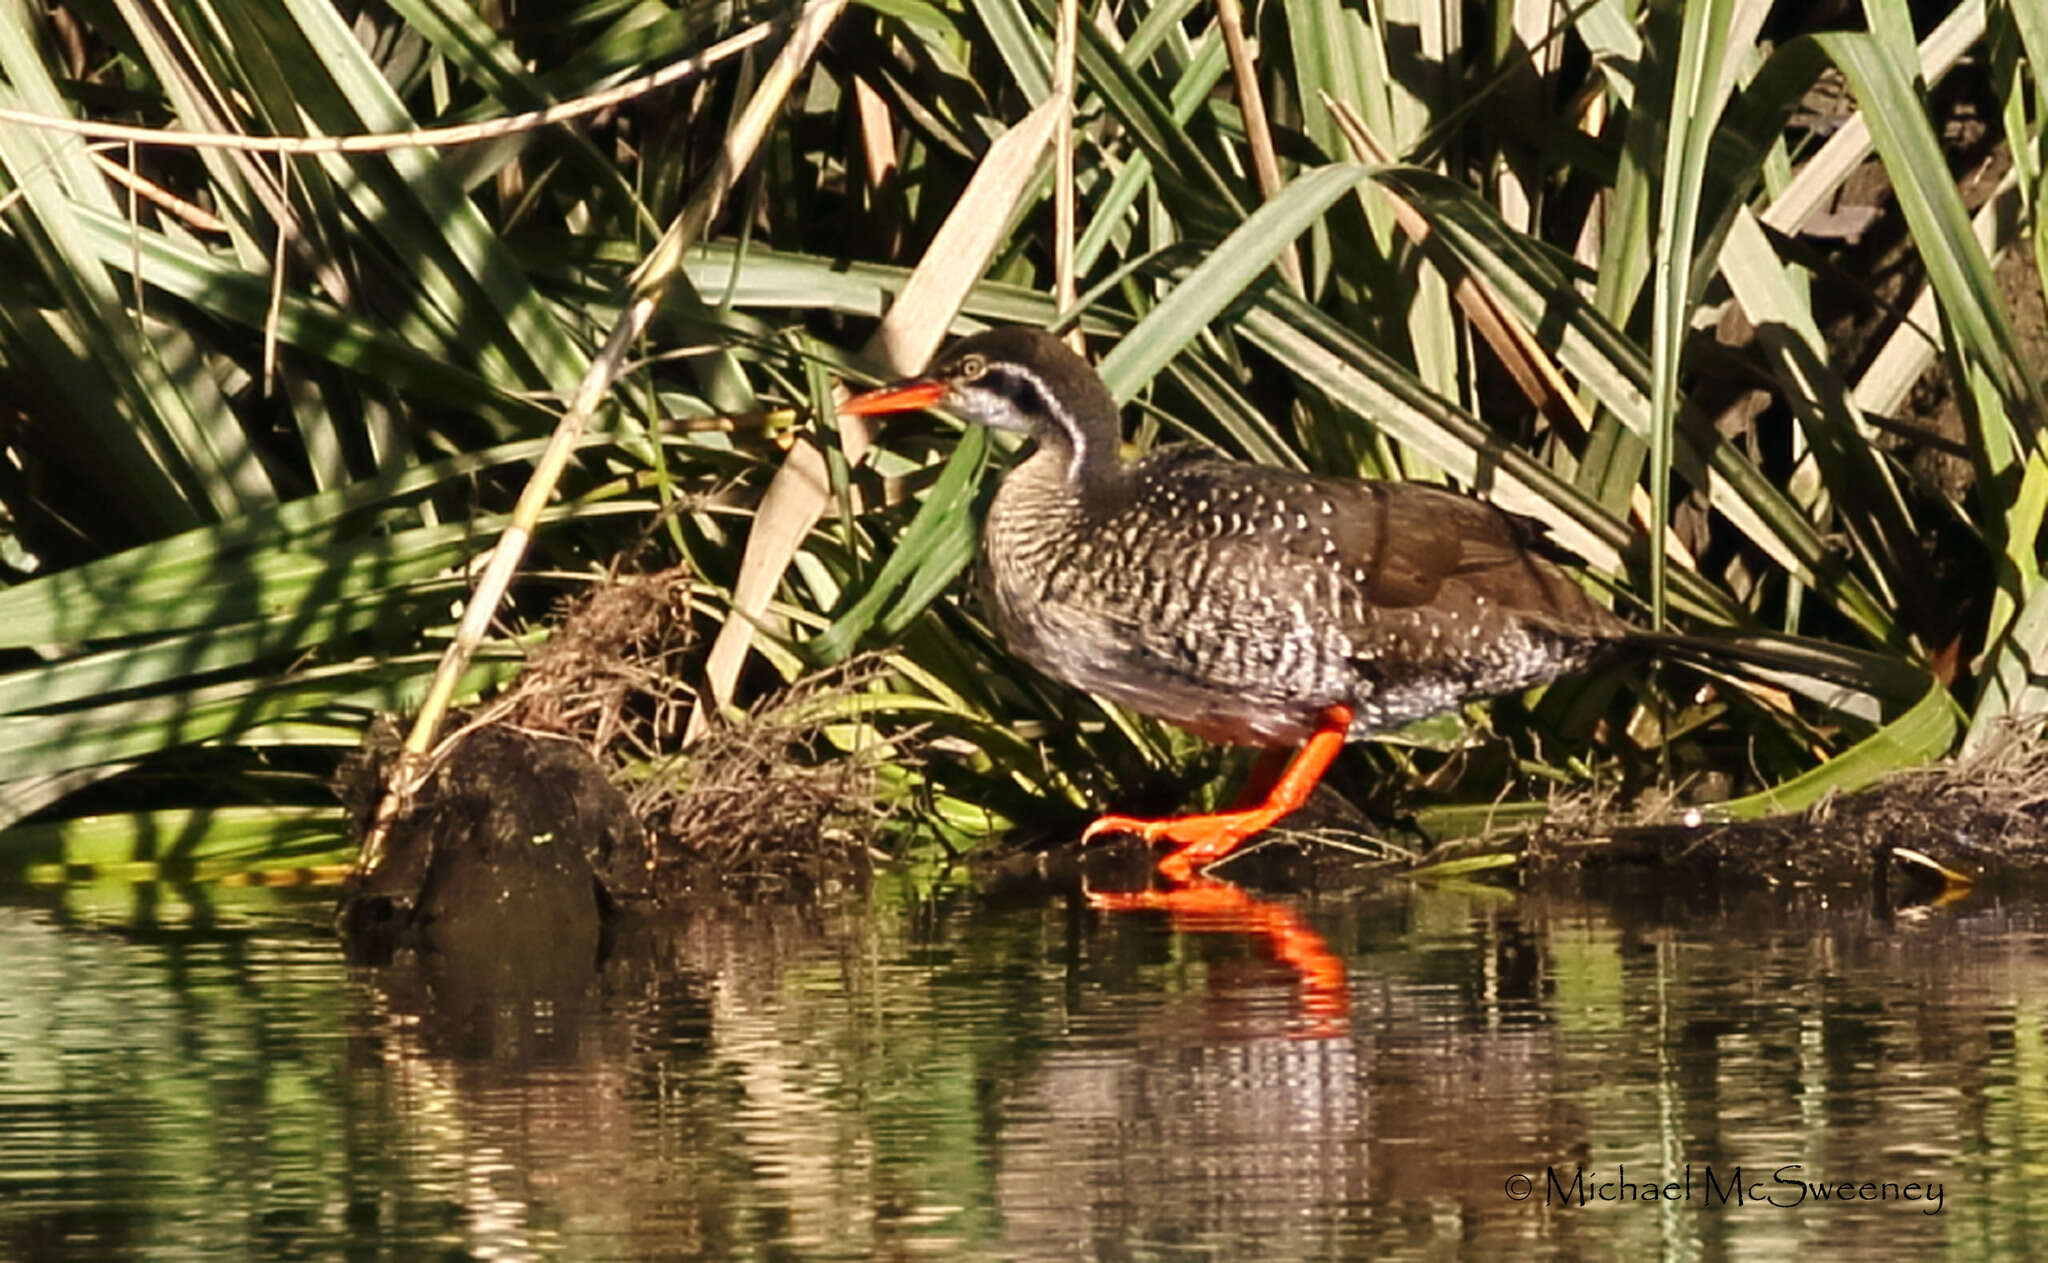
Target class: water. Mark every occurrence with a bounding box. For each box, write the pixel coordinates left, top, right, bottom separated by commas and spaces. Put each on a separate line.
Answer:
2, 874, 2044, 1260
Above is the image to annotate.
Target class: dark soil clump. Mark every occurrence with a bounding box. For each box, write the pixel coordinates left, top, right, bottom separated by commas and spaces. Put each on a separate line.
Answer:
334, 718, 652, 968
337, 566, 898, 957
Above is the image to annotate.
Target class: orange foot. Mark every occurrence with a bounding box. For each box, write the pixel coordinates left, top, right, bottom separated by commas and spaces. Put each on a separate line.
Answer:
1086, 879, 1350, 1033
1082, 704, 1355, 881
1083, 805, 1289, 883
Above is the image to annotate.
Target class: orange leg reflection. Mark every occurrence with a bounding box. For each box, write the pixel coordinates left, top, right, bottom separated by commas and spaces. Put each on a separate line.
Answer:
1086, 878, 1351, 1037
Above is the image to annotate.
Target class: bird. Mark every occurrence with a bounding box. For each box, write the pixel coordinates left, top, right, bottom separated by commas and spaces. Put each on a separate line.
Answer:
838, 326, 1657, 881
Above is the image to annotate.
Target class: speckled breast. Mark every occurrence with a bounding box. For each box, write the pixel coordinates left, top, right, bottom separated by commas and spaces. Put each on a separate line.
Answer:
978, 455, 1360, 745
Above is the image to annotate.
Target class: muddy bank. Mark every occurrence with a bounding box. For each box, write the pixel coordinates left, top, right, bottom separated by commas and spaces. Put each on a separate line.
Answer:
973, 731, 2048, 909
1415, 731, 2048, 899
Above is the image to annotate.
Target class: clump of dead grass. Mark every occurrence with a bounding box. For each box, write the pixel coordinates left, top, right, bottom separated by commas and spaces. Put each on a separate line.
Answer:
495, 564, 907, 900
502, 563, 700, 758
631, 669, 907, 898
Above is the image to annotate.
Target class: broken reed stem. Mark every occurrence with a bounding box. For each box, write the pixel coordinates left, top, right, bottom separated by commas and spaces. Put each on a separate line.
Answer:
1215, 0, 1302, 295
356, 0, 852, 876
0, 6, 807, 155
1054, 0, 1082, 354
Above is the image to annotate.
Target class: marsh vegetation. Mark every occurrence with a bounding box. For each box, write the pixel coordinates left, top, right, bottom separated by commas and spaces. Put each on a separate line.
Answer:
0, 0, 2042, 881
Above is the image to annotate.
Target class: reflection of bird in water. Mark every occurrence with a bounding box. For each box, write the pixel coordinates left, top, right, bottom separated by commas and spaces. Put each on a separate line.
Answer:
1088, 879, 1350, 1037
843, 327, 1634, 881
996, 922, 1369, 1256
991, 891, 1581, 1259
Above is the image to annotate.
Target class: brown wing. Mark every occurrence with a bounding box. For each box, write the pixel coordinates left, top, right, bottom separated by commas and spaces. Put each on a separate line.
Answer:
1117, 450, 1629, 637
1307, 481, 1550, 609
1171, 457, 1625, 631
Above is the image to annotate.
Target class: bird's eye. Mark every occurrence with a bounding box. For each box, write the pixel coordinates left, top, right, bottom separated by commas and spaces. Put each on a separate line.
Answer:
956, 354, 988, 381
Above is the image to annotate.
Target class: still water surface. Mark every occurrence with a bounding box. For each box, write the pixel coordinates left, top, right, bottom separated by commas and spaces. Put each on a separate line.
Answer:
1, 874, 2043, 1260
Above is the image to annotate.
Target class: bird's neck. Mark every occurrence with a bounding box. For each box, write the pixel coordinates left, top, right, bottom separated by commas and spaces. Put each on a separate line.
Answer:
1024, 381, 1122, 500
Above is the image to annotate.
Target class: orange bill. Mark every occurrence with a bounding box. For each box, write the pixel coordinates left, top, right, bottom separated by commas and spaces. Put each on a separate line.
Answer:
840, 379, 946, 417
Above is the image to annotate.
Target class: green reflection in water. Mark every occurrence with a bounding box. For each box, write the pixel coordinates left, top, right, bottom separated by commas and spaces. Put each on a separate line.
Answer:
2, 876, 2045, 1259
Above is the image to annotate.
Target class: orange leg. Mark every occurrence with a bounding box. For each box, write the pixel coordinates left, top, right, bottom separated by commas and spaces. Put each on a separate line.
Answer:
1082, 704, 1354, 882
1085, 879, 1350, 1034
1232, 745, 1293, 808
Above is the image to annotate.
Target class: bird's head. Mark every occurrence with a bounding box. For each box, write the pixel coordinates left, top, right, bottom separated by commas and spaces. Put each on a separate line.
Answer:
840, 328, 1115, 457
